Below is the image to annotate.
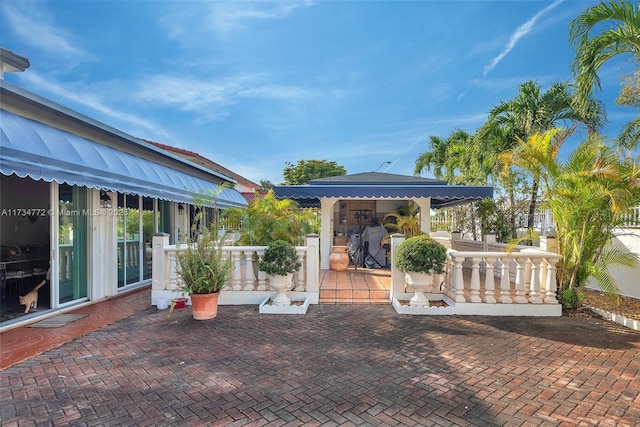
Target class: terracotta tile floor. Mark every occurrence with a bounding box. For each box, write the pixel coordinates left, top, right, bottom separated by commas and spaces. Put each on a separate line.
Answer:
0, 286, 151, 370
319, 267, 391, 304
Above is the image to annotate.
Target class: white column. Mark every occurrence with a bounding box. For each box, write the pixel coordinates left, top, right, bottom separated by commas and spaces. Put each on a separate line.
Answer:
319, 198, 337, 269
152, 233, 169, 291
390, 233, 406, 299
305, 234, 320, 294
413, 198, 431, 235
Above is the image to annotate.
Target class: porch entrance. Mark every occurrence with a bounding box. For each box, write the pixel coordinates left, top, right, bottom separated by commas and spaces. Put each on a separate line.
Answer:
319, 267, 391, 304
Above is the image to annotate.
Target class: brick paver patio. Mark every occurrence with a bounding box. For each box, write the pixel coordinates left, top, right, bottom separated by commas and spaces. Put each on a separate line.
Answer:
2, 300, 640, 426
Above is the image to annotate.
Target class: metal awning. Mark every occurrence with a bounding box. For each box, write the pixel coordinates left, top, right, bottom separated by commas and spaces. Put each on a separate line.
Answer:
0, 110, 247, 207
273, 174, 493, 208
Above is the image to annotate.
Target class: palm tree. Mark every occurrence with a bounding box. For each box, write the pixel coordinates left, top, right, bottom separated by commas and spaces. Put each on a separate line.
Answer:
500, 129, 640, 307
479, 80, 604, 230
570, 0, 640, 104
570, 0, 640, 150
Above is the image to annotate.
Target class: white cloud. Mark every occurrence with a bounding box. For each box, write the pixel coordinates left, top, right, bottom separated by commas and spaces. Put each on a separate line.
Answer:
483, 0, 564, 76
1, 2, 89, 59
205, 1, 313, 33
133, 73, 323, 121
160, 1, 313, 41
18, 72, 171, 139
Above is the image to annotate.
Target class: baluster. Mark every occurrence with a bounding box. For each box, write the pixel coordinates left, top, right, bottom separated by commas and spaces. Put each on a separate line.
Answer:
499, 256, 512, 303
484, 256, 496, 303
452, 256, 465, 303
245, 253, 261, 290
294, 252, 305, 291
470, 257, 481, 302
528, 257, 542, 303
225, 251, 239, 290
256, 249, 267, 290
514, 257, 527, 303
168, 251, 179, 290
539, 259, 548, 301
544, 258, 559, 304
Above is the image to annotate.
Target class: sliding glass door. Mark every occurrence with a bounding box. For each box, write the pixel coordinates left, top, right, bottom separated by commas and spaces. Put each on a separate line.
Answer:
58, 184, 88, 304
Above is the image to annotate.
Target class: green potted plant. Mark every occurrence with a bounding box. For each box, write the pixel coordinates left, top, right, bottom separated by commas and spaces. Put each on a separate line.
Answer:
175, 228, 233, 320
258, 240, 302, 305
175, 187, 233, 320
395, 235, 447, 306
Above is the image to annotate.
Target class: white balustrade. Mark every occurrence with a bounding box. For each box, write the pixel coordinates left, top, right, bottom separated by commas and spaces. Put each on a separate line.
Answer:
152, 234, 321, 305
442, 250, 561, 305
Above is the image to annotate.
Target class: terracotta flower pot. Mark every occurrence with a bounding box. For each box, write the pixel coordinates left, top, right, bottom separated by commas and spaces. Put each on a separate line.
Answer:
190, 292, 220, 320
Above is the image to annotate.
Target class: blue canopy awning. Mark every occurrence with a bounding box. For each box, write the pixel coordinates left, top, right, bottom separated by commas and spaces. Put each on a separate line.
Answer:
0, 110, 247, 207
273, 183, 493, 208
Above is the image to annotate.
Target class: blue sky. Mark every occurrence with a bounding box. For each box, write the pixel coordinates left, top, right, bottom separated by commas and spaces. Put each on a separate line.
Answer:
1, 0, 637, 185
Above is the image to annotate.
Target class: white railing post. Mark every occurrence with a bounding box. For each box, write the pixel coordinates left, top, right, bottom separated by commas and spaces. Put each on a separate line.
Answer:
484, 256, 496, 303
514, 258, 527, 303
228, 250, 243, 291
390, 234, 406, 299
544, 257, 559, 304
244, 251, 258, 290
167, 249, 180, 290
451, 254, 466, 303
528, 257, 542, 304
295, 248, 306, 291
305, 234, 320, 294
469, 257, 481, 302
499, 256, 512, 303
152, 233, 169, 291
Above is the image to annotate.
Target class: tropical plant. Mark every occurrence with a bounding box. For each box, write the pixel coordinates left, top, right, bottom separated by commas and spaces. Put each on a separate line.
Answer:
395, 235, 447, 275
176, 188, 233, 295
220, 189, 318, 246
258, 240, 302, 276
570, 0, 640, 152
500, 128, 640, 308
383, 204, 423, 238
282, 159, 347, 185
480, 80, 604, 232
570, 2, 640, 101
176, 229, 233, 295
615, 69, 640, 152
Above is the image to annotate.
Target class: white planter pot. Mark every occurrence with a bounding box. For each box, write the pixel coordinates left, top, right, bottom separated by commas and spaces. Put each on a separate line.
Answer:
268, 273, 294, 305
404, 271, 434, 306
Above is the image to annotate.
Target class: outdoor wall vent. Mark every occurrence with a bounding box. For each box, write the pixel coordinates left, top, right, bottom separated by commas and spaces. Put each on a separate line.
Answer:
0, 48, 30, 80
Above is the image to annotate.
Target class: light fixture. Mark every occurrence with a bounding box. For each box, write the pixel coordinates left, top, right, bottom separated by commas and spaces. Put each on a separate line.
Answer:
178, 203, 185, 215
100, 190, 112, 208
375, 161, 391, 172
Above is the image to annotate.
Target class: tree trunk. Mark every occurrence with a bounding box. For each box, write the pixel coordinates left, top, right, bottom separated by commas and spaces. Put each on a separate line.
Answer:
470, 202, 478, 240
527, 180, 539, 230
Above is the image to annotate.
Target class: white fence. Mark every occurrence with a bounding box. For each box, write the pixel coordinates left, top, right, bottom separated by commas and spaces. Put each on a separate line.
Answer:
432, 205, 640, 233
151, 234, 320, 306
390, 233, 563, 316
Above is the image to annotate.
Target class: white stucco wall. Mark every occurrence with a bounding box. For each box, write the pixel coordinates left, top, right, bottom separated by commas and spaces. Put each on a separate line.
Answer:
586, 230, 640, 299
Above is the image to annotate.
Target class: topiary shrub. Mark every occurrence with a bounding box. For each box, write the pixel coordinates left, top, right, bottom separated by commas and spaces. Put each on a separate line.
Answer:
258, 240, 302, 276
395, 235, 447, 274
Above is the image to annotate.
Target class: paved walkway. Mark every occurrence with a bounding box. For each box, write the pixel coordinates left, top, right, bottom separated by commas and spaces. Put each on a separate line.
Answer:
2, 289, 640, 426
